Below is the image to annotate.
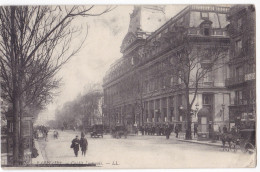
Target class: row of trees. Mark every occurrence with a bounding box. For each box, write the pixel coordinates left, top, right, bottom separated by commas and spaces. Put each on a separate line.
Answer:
52, 85, 103, 130
0, 6, 113, 165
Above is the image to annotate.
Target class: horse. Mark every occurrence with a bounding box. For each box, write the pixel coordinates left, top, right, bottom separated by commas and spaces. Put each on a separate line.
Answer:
220, 133, 240, 152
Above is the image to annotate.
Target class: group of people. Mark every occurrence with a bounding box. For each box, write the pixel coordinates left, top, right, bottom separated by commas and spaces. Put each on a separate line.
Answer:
71, 135, 88, 157
174, 124, 198, 138
33, 125, 49, 141
138, 124, 173, 139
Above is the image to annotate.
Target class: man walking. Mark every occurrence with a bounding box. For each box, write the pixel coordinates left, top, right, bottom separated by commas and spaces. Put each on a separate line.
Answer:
80, 135, 88, 156
175, 125, 179, 138
71, 135, 80, 157
165, 125, 171, 139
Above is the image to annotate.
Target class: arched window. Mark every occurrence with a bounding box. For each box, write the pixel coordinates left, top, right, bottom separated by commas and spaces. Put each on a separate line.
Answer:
199, 20, 213, 36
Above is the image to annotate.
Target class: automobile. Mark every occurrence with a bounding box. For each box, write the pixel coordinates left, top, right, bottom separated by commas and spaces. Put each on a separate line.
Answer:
111, 125, 128, 139
90, 124, 104, 138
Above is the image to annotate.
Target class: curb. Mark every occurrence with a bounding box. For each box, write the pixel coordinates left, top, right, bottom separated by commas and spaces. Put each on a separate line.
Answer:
177, 139, 222, 147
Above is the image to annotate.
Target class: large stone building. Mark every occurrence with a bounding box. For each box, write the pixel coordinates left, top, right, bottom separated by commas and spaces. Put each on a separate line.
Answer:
103, 5, 233, 137
226, 5, 256, 129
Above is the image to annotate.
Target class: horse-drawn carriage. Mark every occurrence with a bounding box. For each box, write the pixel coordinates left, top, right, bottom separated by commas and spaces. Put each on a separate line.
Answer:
111, 125, 128, 139
239, 129, 255, 154
221, 128, 255, 154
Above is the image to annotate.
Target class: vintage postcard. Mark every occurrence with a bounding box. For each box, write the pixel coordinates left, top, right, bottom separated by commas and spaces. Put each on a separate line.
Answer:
0, 3, 256, 169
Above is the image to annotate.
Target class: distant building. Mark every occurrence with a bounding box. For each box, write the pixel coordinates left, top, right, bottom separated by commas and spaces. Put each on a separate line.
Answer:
91, 96, 103, 125
226, 5, 256, 129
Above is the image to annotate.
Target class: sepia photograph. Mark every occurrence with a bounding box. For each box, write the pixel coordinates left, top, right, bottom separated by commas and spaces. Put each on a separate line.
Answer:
0, 1, 257, 169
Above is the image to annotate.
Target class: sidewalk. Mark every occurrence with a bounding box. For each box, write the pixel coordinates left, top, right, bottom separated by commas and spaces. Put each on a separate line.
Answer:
32, 139, 46, 164
176, 132, 222, 147
177, 138, 223, 147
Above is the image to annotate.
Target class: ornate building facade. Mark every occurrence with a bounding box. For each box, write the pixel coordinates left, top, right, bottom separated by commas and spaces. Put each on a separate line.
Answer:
103, 5, 232, 137
226, 5, 256, 129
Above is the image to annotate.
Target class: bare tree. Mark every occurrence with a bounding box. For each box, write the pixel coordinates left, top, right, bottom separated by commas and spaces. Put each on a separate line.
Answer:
0, 5, 114, 165
163, 26, 229, 139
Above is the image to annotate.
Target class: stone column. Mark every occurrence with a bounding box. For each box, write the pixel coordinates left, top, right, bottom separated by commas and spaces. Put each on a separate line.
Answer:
147, 101, 149, 122
120, 106, 123, 124
166, 97, 169, 122
153, 100, 156, 123
159, 98, 162, 123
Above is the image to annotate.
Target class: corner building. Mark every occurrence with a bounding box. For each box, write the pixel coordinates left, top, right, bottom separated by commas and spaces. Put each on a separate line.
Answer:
226, 5, 256, 129
103, 5, 231, 136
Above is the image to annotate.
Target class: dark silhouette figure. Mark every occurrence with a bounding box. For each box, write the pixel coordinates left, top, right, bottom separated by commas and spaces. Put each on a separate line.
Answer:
71, 136, 80, 157
175, 125, 179, 138
80, 136, 88, 156
223, 125, 228, 134
165, 125, 171, 139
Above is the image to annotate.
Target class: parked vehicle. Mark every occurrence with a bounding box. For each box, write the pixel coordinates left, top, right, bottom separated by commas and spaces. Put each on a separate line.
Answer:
90, 124, 104, 138
239, 129, 255, 154
111, 125, 127, 139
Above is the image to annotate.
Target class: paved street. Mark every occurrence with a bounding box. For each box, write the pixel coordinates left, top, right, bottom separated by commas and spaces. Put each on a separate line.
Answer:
32, 130, 255, 168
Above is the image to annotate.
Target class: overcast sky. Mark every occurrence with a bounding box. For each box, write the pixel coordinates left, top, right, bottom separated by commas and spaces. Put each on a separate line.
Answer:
36, 5, 187, 124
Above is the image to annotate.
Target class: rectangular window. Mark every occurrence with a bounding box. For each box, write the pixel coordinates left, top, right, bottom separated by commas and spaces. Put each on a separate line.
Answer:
235, 90, 243, 104
170, 76, 174, 86
235, 39, 242, 55
201, 12, 209, 19
238, 18, 242, 30
235, 66, 243, 79
178, 94, 182, 106
178, 71, 183, 84
151, 109, 154, 118
203, 71, 213, 82
215, 30, 223, 35
202, 94, 213, 105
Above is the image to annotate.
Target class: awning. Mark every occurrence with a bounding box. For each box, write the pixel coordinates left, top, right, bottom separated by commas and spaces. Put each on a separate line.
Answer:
197, 107, 210, 117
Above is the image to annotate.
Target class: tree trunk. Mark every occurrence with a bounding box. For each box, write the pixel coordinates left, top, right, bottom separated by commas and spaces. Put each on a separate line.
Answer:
12, 95, 20, 165
185, 88, 192, 140
10, 6, 20, 166
19, 96, 24, 165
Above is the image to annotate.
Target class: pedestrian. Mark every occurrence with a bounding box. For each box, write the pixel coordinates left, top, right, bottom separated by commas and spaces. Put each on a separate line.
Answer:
81, 130, 85, 138
43, 128, 48, 141
165, 125, 171, 139
152, 125, 155, 135
156, 125, 159, 136
175, 125, 179, 138
194, 124, 198, 137
80, 135, 88, 156
223, 125, 228, 134
140, 126, 144, 135
71, 135, 80, 157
